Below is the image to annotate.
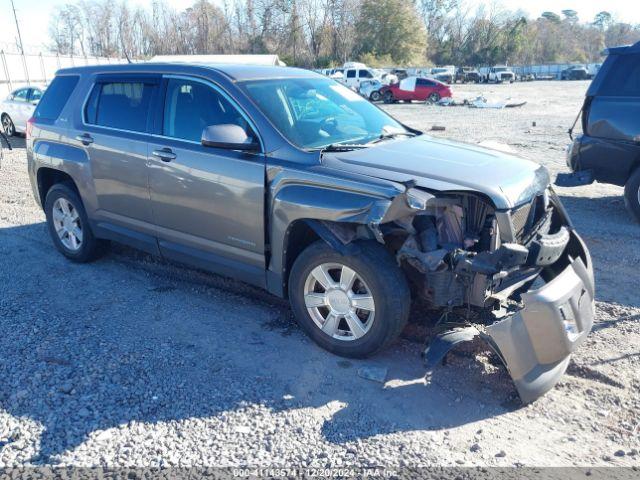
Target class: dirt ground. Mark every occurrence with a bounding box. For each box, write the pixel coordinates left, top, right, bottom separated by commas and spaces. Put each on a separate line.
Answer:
0, 80, 639, 469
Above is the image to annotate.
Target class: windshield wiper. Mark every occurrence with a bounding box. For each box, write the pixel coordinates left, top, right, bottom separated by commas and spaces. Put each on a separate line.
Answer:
318, 132, 416, 152
367, 131, 416, 145
319, 143, 370, 152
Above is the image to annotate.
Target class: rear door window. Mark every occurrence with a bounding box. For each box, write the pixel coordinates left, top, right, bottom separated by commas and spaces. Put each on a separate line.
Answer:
29, 89, 43, 102
33, 75, 79, 121
85, 81, 155, 132
417, 79, 436, 87
600, 55, 640, 96
346, 70, 356, 79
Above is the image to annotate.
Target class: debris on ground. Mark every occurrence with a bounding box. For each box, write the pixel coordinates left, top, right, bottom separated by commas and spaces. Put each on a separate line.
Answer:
434, 95, 527, 109
357, 366, 388, 383
468, 95, 527, 109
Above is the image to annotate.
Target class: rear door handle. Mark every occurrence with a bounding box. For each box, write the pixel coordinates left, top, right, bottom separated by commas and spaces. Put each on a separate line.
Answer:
75, 134, 94, 145
152, 148, 177, 162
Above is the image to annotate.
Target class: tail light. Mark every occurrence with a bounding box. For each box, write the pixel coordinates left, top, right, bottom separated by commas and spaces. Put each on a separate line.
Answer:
26, 117, 34, 140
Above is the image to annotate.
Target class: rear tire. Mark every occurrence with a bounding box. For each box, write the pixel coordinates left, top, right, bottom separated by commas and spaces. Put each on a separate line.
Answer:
1, 114, 15, 137
45, 183, 107, 262
370, 91, 381, 102
288, 240, 410, 358
624, 167, 640, 223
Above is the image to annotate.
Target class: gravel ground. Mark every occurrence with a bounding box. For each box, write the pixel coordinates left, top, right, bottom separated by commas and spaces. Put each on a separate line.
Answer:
0, 80, 639, 469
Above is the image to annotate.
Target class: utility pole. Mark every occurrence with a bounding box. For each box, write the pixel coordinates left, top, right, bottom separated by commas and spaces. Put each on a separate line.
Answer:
10, 0, 30, 85
10, 0, 25, 55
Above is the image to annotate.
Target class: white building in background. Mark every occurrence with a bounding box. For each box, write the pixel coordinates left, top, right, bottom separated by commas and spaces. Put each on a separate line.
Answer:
150, 54, 286, 66
0, 51, 126, 96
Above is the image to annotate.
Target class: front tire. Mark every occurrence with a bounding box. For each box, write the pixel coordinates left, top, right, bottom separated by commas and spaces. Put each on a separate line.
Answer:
45, 183, 106, 262
428, 92, 441, 103
288, 240, 410, 358
624, 168, 640, 223
370, 91, 381, 102
383, 91, 395, 104
1, 114, 15, 137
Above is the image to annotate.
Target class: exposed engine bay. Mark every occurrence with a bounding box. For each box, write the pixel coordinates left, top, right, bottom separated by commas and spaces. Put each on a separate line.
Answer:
387, 188, 569, 311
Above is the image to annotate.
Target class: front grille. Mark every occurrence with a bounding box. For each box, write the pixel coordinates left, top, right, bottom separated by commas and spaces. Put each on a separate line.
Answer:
511, 201, 532, 240
511, 193, 551, 242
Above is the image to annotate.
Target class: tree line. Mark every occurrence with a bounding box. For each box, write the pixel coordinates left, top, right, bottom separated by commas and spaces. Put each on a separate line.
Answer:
48, 0, 640, 67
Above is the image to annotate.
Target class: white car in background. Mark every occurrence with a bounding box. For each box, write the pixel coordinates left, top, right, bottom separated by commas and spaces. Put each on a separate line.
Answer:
1, 85, 45, 136
358, 79, 384, 101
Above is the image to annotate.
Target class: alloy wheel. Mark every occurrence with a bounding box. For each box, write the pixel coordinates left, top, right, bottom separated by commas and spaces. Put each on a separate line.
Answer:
303, 262, 375, 341
52, 197, 83, 251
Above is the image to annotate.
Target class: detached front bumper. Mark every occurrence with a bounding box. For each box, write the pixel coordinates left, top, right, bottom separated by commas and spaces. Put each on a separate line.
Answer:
484, 231, 594, 402
425, 230, 595, 403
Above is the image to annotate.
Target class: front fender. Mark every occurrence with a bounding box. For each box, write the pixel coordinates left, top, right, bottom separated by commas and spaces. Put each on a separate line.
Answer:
266, 167, 413, 296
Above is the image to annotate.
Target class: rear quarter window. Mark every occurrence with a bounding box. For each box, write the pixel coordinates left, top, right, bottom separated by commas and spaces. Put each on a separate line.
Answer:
599, 55, 640, 96
33, 75, 79, 121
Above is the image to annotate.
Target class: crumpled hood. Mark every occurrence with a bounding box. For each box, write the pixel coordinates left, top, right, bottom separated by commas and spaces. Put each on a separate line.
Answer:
321, 135, 550, 209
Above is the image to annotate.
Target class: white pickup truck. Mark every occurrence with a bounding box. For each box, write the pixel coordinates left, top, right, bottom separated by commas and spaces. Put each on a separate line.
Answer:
482, 66, 515, 83
341, 63, 378, 89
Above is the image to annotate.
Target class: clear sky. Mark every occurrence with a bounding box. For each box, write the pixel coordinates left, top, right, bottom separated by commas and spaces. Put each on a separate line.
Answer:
1, 0, 639, 53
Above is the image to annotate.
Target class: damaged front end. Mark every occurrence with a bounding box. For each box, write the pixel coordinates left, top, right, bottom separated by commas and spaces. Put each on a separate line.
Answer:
386, 185, 594, 403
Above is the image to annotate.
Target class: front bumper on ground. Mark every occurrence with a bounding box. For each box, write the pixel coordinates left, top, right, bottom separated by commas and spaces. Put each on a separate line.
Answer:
424, 231, 594, 403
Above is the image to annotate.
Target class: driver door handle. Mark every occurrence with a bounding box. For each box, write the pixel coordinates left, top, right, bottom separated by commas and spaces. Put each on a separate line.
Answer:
152, 148, 176, 162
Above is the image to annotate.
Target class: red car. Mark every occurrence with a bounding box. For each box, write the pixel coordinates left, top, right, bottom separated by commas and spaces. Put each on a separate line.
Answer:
380, 77, 452, 103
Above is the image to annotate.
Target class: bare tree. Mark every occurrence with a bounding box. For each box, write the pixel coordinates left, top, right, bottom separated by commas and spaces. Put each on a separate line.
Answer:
47, 0, 640, 66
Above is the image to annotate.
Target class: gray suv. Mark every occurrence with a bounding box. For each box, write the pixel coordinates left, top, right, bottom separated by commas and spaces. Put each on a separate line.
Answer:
28, 63, 595, 403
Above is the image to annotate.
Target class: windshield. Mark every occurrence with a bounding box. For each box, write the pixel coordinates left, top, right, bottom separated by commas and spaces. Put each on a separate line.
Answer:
432, 68, 447, 74
240, 77, 407, 150
494, 67, 509, 72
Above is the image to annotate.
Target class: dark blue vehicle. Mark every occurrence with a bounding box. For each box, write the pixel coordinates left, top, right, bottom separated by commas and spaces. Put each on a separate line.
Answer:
565, 40, 640, 221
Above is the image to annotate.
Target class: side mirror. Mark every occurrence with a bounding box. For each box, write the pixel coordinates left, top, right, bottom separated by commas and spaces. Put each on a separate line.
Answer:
201, 124, 260, 152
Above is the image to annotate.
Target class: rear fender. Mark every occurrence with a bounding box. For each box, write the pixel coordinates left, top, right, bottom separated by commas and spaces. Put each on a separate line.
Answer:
31, 141, 96, 212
